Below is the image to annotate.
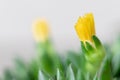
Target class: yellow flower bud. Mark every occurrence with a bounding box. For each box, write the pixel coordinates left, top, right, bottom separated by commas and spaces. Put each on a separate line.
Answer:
32, 19, 49, 42
75, 13, 96, 43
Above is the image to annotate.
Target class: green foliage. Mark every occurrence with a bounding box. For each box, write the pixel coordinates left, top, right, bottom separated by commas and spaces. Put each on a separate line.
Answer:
1, 36, 120, 80
111, 37, 120, 78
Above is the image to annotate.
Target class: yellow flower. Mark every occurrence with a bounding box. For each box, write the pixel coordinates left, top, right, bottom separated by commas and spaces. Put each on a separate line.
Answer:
75, 13, 95, 43
33, 19, 49, 42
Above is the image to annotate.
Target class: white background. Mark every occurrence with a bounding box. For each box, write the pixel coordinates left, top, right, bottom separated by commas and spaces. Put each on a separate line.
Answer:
0, 0, 120, 75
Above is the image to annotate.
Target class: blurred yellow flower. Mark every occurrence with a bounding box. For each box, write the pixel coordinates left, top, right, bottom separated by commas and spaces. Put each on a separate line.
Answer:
33, 19, 49, 42
75, 13, 95, 43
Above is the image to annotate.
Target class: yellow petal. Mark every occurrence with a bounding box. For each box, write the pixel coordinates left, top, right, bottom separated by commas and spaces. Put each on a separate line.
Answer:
75, 13, 95, 43
33, 19, 49, 42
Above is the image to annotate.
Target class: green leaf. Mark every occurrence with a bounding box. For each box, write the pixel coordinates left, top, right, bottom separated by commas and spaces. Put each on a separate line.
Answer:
111, 36, 120, 78
93, 73, 98, 80
112, 53, 120, 77
57, 69, 61, 80
92, 35, 102, 48
66, 65, 75, 80
13, 58, 29, 80
86, 73, 90, 80
85, 41, 95, 52
81, 41, 89, 54
3, 69, 13, 80
28, 59, 39, 80
39, 53, 56, 76
98, 56, 112, 80
76, 69, 85, 80
66, 51, 86, 76
67, 52, 81, 69
38, 70, 47, 80
57, 69, 64, 80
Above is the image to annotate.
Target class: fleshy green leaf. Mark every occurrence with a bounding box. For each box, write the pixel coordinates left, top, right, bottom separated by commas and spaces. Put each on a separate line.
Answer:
93, 73, 98, 80
92, 35, 102, 48
98, 56, 112, 80
39, 53, 56, 76
67, 52, 79, 67
112, 53, 120, 77
86, 73, 90, 80
57, 69, 64, 80
81, 41, 89, 54
38, 70, 46, 80
85, 41, 95, 52
66, 65, 75, 80
76, 69, 85, 80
